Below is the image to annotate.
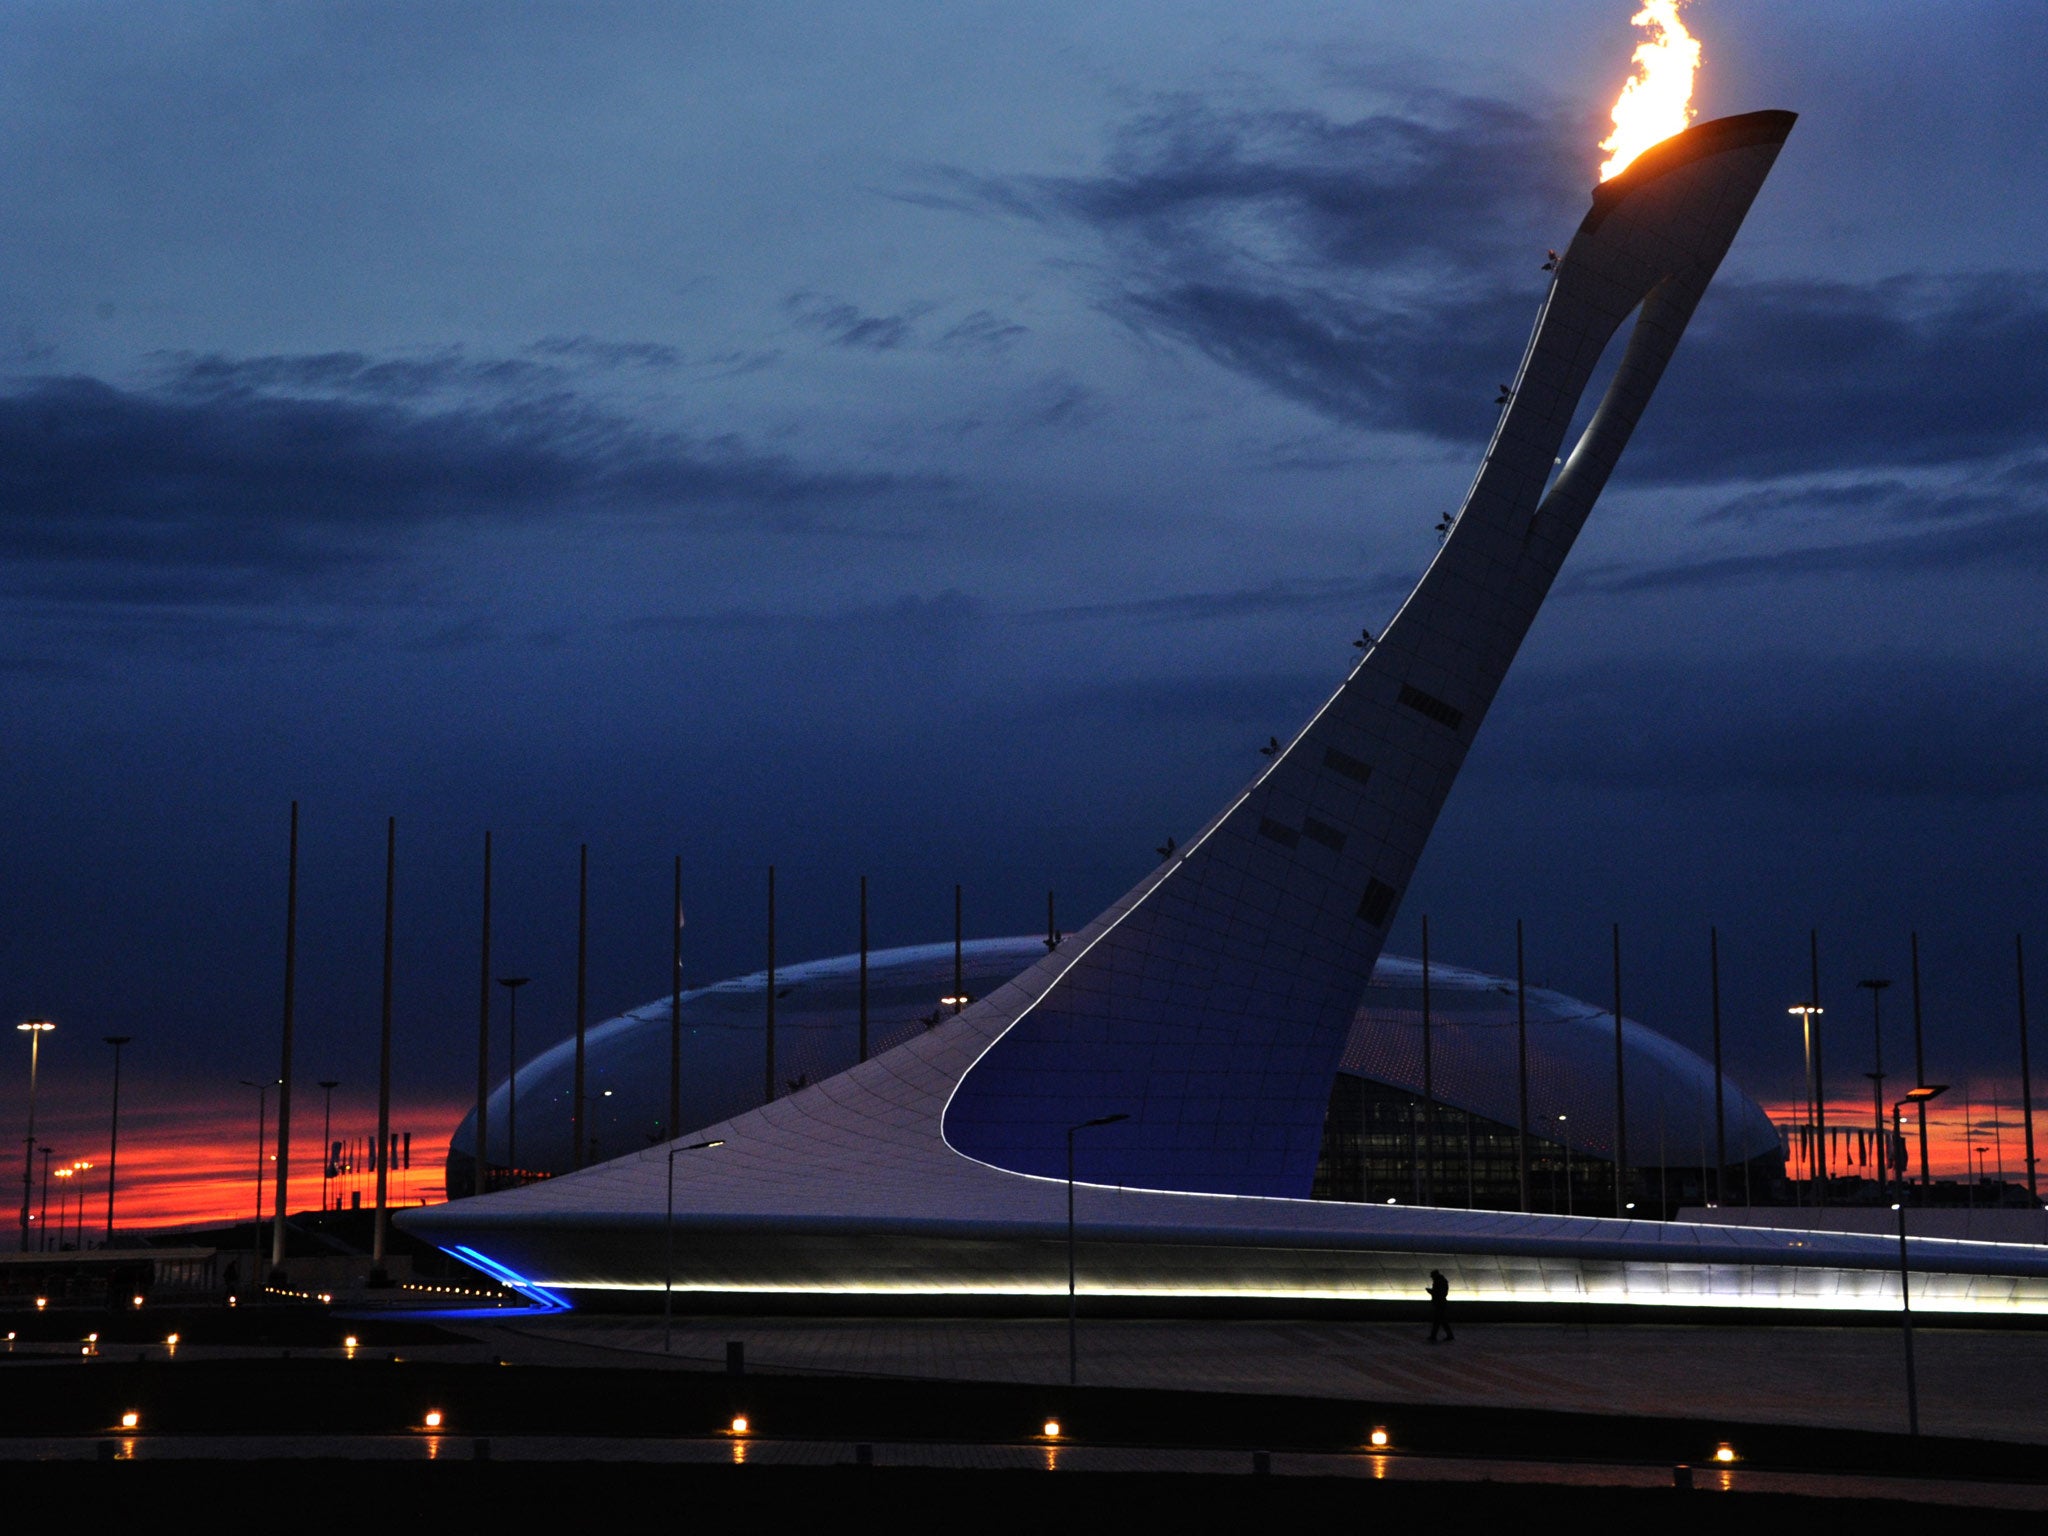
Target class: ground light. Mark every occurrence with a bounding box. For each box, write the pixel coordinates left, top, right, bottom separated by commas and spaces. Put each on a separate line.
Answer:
34, 1297, 45, 1310
729, 1415, 750, 1435
343, 1335, 358, 1349
423, 1410, 444, 1429
1369, 1426, 1390, 1448
1714, 1442, 1737, 1463
1041, 1418, 1061, 1438
120, 1412, 139, 1429
164, 1333, 178, 1347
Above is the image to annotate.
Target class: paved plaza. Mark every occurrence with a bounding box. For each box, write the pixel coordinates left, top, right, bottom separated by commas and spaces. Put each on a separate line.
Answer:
484, 1315, 2048, 1446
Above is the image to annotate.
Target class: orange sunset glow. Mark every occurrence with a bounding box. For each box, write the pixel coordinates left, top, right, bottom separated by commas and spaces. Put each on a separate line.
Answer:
1756, 1086, 2043, 1188
14, 1084, 461, 1238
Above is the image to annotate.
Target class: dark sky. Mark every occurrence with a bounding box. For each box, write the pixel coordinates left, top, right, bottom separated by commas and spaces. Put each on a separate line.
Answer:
5, 1, 2046, 1166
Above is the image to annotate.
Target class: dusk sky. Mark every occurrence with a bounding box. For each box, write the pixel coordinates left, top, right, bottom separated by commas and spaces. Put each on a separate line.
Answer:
5, 1, 2046, 1223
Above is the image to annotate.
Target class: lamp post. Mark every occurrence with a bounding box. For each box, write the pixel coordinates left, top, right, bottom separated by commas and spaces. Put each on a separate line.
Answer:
1067, 1113, 1129, 1387
67, 1161, 92, 1249
317, 1081, 340, 1213
238, 1079, 271, 1291
1894, 1084, 1947, 1437
37, 1155, 54, 1253
51, 1166, 71, 1250
17, 1020, 54, 1252
663, 1138, 726, 1353
497, 978, 530, 1178
1859, 980, 1891, 1202
1790, 1005, 1824, 1204
102, 1036, 132, 1245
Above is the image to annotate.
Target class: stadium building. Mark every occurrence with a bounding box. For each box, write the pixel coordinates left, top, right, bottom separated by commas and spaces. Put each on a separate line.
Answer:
407, 112, 2048, 1314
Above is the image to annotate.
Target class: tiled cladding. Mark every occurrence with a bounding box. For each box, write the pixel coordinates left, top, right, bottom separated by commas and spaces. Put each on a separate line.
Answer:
941, 118, 1797, 1200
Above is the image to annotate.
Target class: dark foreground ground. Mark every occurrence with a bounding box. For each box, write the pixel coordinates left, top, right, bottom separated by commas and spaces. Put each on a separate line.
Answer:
11, 1461, 2042, 1531
8, 1302, 2048, 1525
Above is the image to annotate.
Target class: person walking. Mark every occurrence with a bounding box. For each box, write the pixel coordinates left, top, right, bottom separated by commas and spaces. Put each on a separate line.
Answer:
1426, 1268, 1454, 1343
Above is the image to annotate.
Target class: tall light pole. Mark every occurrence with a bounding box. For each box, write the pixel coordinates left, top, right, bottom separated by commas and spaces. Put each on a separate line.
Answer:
66, 1160, 92, 1250
371, 816, 396, 1283
858, 875, 871, 1063
1809, 932, 1828, 1207
1558, 1114, 1572, 1216
1066, 1112, 1129, 1387
1709, 928, 1727, 1205
37, 1146, 54, 1253
1910, 934, 1931, 1192
498, 978, 530, 1176
763, 864, 776, 1107
2017, 935, 2037, 1200
1859, 979, 1891, 1203
238, 1078, 271, 1290
1514, 920, 1529, 1213
52, 1166, 72, 1249
1790, 1005, 1824, 1205
271, 801, 299, 1279
102, 1036, 132, 1245
1420, 915, 1434, 1206
317, 1081, 339, 1213
663, 1138, 725, 1353
670, 855, 684, 1142
1894, 1083, 1947, 1437
574, 843, 589, 1167
1612, 924, 1628, 1217
17, 1019, 54, 1252
474, 830, 492, 1201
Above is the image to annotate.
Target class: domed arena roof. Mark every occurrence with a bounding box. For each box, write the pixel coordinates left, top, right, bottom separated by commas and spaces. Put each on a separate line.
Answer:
448, 937, 1778, 1192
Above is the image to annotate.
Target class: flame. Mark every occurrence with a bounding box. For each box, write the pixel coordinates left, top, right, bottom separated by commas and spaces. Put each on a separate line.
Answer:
1597, 0, 1702, 181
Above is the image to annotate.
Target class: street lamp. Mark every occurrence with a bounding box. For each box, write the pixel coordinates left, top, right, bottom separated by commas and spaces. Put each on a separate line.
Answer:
38, 1146, 55, 1253
103, 1036, 132, 1245
317, 1081, 340, 1213
16, 1020, 54, 1253
1894, 1083, 1947, 1438
1789, 1005, 1825, 1205
498, 978, 531, 1179
52, 1167, 72, 1250
663, 1139, 725, 1353
1066, 1112, 1129, 1388
238, 1079, 273, 1293
1858, 980, 1891, 1203
67, 1161, 93, 1250
1557, 1114, 1572, 1216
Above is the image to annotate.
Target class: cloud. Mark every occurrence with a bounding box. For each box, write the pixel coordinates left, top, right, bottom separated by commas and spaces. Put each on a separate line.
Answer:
785, 291, 929, 351
936, 310, 1028, 355
524, 336, 685, 370
1639, 276, 2048, 482
928, 95, 2048, 484
1026, 572, 1405, 625
1577, 456, 2048, 595
0, 362, 909, 608
1486, 653, 2048, 802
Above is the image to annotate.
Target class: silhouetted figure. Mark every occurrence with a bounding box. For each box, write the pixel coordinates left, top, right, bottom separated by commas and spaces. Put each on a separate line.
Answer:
1258, 736, 1280, 757
1426, 1268, 1454, 1343
1352, 627, 1373, 651
1156, 836, 1177, 861
1495, 384, 1513, 405
1542, 249, 1559, 272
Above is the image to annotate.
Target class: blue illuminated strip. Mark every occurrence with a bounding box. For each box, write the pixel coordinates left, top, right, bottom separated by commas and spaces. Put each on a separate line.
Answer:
448, 1245, 573, 1310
